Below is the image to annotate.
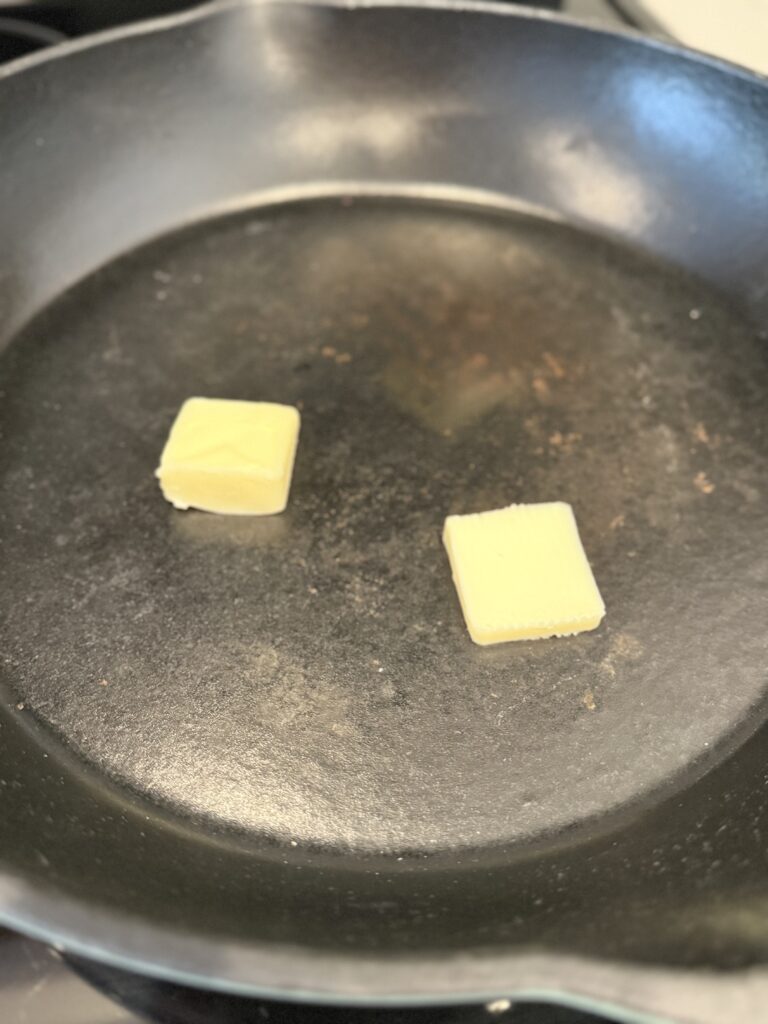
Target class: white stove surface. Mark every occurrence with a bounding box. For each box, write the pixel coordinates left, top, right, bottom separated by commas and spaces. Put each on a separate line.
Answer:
629, 0, 768, 74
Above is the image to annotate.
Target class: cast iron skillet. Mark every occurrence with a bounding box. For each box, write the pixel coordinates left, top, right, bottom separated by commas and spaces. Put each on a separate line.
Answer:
0, 1, 767, 1021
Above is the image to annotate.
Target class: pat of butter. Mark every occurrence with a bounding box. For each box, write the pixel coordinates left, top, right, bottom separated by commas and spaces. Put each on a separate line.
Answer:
156, 398, 300, 515
443, 502, 605, 645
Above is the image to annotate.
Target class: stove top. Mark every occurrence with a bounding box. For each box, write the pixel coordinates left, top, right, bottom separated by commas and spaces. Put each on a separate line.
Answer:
0, 2, 648, 1022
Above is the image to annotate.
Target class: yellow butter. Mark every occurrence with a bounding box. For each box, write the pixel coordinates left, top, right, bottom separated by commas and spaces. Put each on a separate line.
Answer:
156, 398, 300, 515
443, 502, 605, 645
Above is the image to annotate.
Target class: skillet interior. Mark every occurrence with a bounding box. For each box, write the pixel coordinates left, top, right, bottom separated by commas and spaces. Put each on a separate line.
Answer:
0, 0, 767, 1004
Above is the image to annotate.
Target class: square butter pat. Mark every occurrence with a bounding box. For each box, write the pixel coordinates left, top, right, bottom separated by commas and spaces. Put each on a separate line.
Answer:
156, 398, 300, 515
443, 502, 605, 645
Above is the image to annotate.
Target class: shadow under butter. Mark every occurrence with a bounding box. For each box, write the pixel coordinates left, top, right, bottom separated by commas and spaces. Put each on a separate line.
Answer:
170, 508, 291, 548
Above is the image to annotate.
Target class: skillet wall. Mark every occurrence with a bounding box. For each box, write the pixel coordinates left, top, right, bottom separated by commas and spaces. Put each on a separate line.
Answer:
1, 0, 767, 346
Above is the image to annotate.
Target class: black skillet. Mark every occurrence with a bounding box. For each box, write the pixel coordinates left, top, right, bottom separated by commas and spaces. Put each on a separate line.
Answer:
0, 2, 767, 1021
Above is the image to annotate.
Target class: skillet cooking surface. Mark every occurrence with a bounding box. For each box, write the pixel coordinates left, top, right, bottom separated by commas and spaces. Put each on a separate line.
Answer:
2, 197, 766, 850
